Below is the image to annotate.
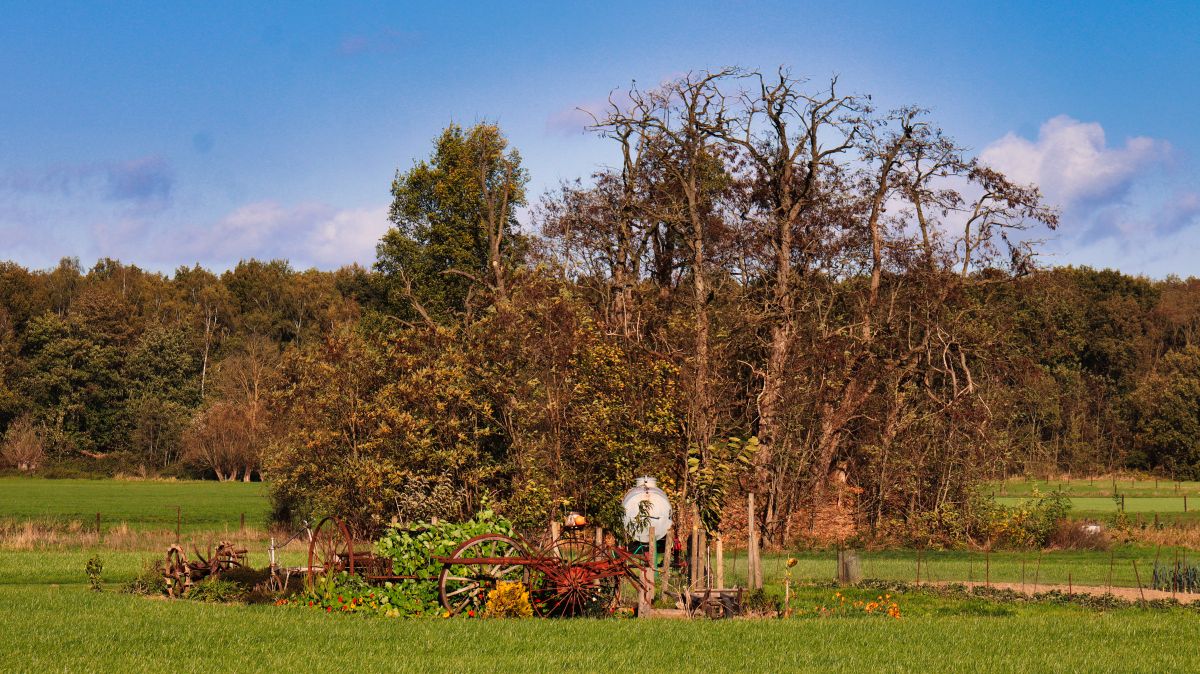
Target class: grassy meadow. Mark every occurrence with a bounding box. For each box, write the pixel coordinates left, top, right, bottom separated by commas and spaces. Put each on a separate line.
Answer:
3, 476, 1200, 672
0, 476, 269, 533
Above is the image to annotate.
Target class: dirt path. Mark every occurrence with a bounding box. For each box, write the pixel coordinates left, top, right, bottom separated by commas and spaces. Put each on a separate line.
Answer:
933, 580, 1200, 604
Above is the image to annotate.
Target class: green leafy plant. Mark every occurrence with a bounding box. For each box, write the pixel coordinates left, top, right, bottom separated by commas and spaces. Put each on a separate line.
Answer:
297, 510, 517, 618
688, 437, 758, 533
84, 555, 104, 592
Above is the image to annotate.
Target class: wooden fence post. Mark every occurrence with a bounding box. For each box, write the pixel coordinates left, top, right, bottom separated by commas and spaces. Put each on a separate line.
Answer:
747, 493, 760, 590
715, 534, 724, 589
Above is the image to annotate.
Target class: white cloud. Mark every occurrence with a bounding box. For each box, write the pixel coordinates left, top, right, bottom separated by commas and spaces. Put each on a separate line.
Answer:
175, 201, 389, 268
981, 115, 1171, 210
980, 116, 1200, 258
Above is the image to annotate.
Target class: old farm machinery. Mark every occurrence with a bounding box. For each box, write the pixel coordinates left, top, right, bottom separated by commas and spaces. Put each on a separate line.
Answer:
162, 541, 248, 597
302, 516, 648, 617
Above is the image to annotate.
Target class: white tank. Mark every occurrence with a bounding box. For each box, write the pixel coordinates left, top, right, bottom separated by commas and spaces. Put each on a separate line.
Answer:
621, 476, 672, 543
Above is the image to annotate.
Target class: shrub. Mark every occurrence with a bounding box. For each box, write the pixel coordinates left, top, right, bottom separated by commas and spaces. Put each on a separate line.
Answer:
973, 488, 1071, 548
484, 581, 533, 618
85, 555, 104, 592
743, 588, 781, 616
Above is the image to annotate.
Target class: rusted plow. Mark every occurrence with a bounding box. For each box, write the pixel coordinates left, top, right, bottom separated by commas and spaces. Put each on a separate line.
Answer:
302, 517, 647, 617
162, 541, 247, 597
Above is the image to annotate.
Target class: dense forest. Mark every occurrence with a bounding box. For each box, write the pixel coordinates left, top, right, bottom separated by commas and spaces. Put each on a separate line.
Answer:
4, 69, 1200, 543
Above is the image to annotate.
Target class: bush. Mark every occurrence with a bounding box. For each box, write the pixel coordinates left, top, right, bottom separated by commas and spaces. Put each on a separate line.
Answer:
484, 581, 533, 618
743, 588, 781, 616
973, 489, 1071, 548
122, 560, 166, 596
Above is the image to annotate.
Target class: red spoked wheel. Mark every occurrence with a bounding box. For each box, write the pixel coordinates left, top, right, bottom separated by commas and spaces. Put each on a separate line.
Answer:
438, 534, 529, 616
307, 517, 354, 590
530, 539, 627, 617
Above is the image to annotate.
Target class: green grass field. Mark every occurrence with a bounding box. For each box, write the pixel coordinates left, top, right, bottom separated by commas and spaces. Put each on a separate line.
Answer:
986, 478, 1200, 499
2, 580, 1198, 672
0, 477, 269, 532
4, 477, 1200, 672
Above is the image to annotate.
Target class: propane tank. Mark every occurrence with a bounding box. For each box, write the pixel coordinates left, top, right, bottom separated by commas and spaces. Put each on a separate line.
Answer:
621, 476, 673, 543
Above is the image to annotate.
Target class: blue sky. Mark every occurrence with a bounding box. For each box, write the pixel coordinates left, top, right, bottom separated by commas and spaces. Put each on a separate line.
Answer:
2, 1, 1198, 275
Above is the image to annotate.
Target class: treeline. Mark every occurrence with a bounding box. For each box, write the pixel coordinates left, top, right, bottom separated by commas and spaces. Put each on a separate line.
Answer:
4, 68, 1200, 543
0, 257, 364, 479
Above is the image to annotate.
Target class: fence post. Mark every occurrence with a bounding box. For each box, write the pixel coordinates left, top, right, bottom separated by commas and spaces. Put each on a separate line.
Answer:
714, 534, 724, 589
747, 493, 759, 590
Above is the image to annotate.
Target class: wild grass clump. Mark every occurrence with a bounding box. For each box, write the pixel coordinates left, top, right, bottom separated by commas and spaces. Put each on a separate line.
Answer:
1049, 521, 1111, 550
185, 577, 245, 603
121, 560, 166, 596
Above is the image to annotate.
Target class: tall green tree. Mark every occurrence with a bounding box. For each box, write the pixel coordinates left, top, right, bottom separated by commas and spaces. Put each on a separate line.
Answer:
376, 123, 528, 322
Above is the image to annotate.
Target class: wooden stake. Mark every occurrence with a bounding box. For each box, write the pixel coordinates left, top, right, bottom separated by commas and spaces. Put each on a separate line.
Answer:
176, 505, 181, 542
661, 528, 673, 596
1133, 560, 1146, 604
985, 549, 991, 588
647, 524, 656, 608
715, 534, 724, 589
